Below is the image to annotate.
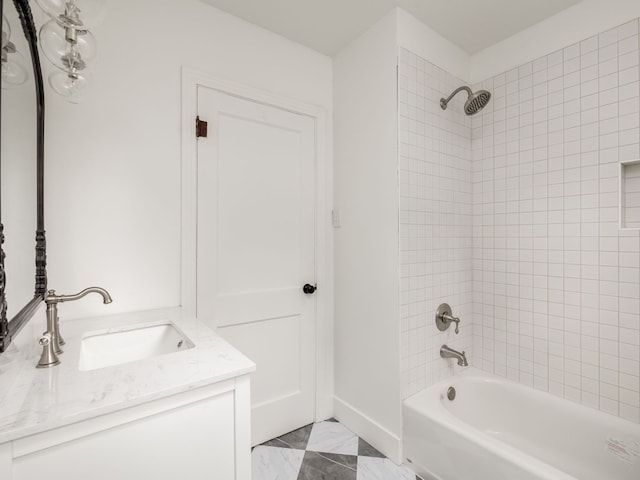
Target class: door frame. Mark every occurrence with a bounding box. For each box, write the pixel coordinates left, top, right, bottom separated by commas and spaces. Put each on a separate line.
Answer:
180, 67, 333, 422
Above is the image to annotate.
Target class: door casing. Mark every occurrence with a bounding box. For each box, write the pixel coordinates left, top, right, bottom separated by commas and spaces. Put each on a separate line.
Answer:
180, 67, 333, 423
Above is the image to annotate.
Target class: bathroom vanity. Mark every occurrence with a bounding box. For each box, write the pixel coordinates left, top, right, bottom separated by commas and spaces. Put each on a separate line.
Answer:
0, 308, 255, 479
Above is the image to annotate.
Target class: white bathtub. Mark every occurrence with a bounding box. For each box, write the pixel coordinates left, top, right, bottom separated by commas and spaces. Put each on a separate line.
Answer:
403, 369, 640, 480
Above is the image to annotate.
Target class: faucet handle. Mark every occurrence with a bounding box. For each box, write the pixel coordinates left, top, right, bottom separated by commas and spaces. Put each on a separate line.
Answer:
36, 332, 60, 368
443, 313, 460, 334
38, 332, 51, 346
435, 303, 461, 334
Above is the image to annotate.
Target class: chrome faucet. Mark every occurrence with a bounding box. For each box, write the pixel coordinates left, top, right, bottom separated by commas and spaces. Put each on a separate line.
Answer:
36, 287, 113, 368
440, 344, 468, 367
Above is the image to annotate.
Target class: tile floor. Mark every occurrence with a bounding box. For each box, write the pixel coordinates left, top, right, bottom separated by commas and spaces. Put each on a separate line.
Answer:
252, 419, 420, 479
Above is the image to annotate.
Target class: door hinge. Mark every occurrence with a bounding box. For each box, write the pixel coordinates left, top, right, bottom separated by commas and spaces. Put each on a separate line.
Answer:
196, 116, 208, 138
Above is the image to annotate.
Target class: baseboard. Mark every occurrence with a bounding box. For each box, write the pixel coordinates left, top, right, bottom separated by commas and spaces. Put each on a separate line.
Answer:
333, 396, 402, 464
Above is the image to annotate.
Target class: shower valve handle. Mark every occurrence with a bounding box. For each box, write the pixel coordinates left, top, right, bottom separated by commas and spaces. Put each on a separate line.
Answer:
442, 313, 460, 334
435, 303, 461, 334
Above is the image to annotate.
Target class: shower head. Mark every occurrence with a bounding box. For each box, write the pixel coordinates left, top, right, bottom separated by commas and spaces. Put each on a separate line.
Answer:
440, 86, 491, 115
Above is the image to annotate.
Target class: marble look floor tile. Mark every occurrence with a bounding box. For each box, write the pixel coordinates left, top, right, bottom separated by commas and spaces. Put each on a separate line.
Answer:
298, 451, 357, 480
356, 456, 417, 480
357, 438, 385, 458
252, 445, 305, 480
274, 423, 314, 450
306, 421, 359, 455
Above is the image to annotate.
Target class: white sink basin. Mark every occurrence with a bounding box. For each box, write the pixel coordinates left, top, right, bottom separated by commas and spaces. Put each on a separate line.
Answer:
78, 323, 194, 371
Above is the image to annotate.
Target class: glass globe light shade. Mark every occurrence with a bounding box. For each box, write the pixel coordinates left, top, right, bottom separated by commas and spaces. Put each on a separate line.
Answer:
39, 17, 96, 72
35, 0, 106, 29
2, 53, 29, 88
2, 15, 11, 48
48, 69, 91, 103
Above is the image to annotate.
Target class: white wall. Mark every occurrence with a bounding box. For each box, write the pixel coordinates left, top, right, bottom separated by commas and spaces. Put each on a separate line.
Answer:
394, 2, 640, 85
332, 7, 473, 460
396, 8, 471, 84
471, 0, 640, 83
393, 1, 640, 425
335, 1, 640, 446
333, 10, 402, 461
392, 8, 480, 401
471, 18, 640, 423
41, 0, 332, 320
398, 48, 474, 400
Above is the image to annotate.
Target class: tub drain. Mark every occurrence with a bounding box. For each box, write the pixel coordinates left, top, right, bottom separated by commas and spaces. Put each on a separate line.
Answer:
447, 386, 456, 401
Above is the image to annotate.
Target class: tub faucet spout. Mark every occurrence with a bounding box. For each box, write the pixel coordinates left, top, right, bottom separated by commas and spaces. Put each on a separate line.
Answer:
440, 345, 468, 366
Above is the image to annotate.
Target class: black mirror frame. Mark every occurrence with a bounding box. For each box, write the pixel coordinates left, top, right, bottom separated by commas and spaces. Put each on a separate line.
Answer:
0, 0, 47, 353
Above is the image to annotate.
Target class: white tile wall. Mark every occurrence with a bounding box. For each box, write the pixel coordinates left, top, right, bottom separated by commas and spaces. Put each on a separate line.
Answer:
399, 20, 640, 422
398, 48, 474, 399
472, 19, 640, 422
622, 161, 640, 228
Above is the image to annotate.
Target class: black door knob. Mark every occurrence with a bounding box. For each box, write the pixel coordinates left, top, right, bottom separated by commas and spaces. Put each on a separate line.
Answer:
303, 284, 317, 294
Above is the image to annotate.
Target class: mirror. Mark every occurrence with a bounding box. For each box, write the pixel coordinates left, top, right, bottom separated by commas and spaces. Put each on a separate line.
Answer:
2, 1, 36, 330
0, 0, 47, 352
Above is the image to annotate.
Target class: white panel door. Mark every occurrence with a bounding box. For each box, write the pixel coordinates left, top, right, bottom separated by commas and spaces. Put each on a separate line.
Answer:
196, 86, 317, 445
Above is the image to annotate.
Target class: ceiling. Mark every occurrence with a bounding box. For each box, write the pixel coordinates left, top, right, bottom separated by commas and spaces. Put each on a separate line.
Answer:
199, 0, 584, 56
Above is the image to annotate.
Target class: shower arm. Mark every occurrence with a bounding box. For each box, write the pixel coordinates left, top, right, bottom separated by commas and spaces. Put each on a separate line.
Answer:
440, 86, 473, 110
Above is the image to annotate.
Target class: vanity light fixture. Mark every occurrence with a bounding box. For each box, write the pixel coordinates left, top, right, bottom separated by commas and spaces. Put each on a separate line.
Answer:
35, 0, 105, 103
1, 15, 29, 88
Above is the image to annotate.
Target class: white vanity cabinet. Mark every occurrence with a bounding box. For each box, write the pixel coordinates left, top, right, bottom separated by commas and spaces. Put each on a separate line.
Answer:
0, 375, 250, 480
0, 310, 255, 480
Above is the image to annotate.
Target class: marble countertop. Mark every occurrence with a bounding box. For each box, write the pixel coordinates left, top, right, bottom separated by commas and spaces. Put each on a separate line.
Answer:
0, 307, 255, 444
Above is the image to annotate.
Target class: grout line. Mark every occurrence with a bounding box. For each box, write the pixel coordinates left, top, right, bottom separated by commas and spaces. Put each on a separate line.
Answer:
309, 451, 358, 472
272, 437, 296, 449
